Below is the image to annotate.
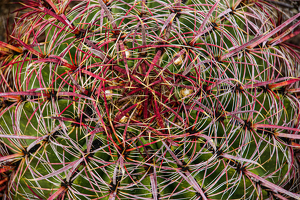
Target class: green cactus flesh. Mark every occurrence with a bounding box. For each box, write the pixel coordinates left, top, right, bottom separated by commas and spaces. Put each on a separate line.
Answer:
0, 0, 300, 199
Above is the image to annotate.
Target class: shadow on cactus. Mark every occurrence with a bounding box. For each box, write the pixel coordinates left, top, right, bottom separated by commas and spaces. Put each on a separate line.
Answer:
0, 0, 300, 199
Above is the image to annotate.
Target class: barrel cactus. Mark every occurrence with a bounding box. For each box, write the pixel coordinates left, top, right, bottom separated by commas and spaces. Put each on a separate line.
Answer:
0, 0, 300, 199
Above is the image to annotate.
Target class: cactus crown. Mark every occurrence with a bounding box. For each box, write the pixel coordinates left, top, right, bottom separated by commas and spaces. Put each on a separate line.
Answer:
0, 0, 300, 199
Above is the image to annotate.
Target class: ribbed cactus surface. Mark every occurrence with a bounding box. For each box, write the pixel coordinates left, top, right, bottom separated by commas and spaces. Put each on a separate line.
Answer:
0, 0, 300, 199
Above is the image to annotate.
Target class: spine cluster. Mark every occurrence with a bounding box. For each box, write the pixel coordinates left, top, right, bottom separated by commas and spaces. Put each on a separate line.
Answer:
0, 0, 300, 199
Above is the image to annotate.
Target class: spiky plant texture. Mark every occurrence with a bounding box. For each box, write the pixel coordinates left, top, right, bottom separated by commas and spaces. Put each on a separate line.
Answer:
0, 0, 300, 199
